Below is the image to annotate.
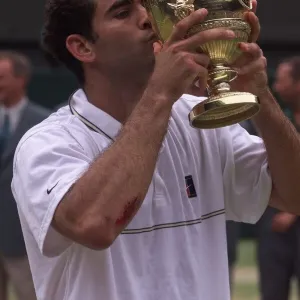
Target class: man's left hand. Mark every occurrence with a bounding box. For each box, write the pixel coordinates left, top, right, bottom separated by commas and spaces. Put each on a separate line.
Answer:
230, 0, 269, 97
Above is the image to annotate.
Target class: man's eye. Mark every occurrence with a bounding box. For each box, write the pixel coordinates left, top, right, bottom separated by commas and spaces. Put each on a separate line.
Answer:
115, 10, 130, 19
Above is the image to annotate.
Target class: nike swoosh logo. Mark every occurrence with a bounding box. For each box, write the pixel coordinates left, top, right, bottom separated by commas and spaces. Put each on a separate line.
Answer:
47, 182, 59, 195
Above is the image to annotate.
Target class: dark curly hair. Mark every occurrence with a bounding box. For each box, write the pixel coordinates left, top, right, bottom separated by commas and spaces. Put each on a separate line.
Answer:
41, 0, 98, 84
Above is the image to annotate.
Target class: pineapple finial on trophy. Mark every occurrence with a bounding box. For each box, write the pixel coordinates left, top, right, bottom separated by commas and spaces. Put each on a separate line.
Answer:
167, 0, 195, 20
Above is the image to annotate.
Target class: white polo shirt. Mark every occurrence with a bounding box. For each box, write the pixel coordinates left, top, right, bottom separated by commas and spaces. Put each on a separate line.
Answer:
12, 89, 271, 300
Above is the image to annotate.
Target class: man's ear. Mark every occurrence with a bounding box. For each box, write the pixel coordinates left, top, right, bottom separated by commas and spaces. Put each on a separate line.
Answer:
66, 34, 96, 63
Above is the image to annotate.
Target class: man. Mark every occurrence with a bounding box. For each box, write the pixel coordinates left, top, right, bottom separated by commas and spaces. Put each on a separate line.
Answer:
0, 51, 50, 299
11, 1, 300, 300
273, 57, 300, 128
256, 56, 300, 300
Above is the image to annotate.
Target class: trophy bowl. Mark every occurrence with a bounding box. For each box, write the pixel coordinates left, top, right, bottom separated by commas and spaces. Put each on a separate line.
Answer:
143, 0, 260, 128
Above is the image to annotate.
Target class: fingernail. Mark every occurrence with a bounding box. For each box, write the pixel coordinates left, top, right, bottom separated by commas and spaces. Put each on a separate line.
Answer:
226, 30, 235, 38
198, 8, 207, 15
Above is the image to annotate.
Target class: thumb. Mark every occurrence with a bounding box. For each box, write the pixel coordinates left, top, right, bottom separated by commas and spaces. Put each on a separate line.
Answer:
153, 41, 163, 55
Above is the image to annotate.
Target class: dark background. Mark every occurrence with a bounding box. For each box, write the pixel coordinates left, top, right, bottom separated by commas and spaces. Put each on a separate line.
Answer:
0, 0, 298, 44
0, 0, 299, 109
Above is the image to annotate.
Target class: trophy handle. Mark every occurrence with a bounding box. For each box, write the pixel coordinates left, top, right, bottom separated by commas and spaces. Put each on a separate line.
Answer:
237, 0, 252, 10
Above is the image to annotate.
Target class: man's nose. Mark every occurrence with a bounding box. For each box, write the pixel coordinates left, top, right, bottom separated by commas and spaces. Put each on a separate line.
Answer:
138, 4, 152, 30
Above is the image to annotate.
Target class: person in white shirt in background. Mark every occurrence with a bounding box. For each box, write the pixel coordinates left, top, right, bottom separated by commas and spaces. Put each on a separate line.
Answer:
11, 0, 300, 299
0, 51, 50, 300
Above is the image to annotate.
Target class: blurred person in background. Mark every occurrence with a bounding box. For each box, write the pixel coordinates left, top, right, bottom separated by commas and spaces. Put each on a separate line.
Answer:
0, 51, 50, 300
273, 57, 300, 128
256, 56, 300, 300
226, 221, 240, 288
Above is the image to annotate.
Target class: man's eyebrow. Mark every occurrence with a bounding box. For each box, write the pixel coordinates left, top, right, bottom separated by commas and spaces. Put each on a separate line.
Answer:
106, 0, 132, 14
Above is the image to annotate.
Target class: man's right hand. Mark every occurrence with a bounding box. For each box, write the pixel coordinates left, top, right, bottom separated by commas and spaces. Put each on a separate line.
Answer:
147, 8, 236, 102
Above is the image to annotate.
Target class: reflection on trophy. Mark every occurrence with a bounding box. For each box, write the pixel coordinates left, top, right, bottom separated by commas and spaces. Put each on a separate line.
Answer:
143, 0, 260, 128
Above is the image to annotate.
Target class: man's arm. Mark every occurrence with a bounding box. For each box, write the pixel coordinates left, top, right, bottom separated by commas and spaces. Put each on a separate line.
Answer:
253, 89, 300, 214
52, 9, 233, 250
53, 90, 172, 250
228, 6, 300, 216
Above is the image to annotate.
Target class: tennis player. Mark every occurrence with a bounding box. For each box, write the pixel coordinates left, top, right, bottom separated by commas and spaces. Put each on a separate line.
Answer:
12, 0, 300, 299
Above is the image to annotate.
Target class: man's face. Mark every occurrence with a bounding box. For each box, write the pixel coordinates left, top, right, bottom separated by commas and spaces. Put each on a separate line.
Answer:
0, 59, 24, 104
273, 63, 298, 103
90, 0, 158, 80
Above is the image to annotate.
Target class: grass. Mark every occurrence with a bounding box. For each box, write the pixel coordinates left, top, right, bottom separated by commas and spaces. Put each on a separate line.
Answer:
232, 239, 259, 300
232, 239, 299, 300
8, 286, 16, 300
236, 239, 257, 267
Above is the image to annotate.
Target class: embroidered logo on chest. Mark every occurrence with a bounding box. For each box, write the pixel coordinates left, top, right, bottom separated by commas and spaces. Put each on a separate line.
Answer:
185, 175, 197, 198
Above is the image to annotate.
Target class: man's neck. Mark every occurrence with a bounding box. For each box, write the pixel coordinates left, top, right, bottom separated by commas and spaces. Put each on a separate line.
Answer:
2, 92, 25, 108
83, 73, 148, 124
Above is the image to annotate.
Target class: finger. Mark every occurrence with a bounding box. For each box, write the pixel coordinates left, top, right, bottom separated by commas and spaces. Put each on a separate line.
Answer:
166, 9, 208, 44
188, 55, 208, 96
188, 80, 207, 96
232, 42, 262, 68
237, 56, 267, 75
197, 67, 208, 84
187, 71, 208, 96
180, 53, 208, 82
178, 52, 210, 71
245, 12, 260, 42
251, 0, 257, 13
239, 42, 262, 59
193, 53, 210, 69
172, 28, 235, 52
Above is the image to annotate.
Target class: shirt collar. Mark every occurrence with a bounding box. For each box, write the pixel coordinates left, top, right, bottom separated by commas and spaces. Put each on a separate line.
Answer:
70, 89, 122, 141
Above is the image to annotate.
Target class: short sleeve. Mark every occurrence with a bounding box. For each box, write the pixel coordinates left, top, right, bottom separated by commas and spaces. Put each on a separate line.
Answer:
220, 124, 272, 223
12, 125, 92, 257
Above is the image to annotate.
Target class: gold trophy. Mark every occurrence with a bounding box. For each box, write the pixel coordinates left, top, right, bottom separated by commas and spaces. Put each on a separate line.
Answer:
143, 0, 260, 128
